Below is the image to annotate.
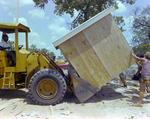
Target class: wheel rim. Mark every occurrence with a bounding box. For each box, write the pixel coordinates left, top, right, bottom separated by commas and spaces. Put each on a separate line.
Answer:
37, 78, 58, 99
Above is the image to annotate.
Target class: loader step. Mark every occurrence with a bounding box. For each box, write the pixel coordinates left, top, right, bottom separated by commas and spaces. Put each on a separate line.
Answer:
2, 72, 14, 89
3, 77, 12, 79
2, 84, 14, 86
4, 67, 16, 72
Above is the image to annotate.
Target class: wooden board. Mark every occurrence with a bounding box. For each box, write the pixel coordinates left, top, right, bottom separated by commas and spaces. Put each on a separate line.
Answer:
54, 7, 135, 88
53, 6, 115, 48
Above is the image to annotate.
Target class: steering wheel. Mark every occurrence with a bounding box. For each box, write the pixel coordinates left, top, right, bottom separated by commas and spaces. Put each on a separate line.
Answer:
19, 45, 23, 50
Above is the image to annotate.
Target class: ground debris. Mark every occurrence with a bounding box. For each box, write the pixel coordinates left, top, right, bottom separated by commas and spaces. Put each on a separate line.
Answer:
146, 112, 150, 117
0, 99, 24, 111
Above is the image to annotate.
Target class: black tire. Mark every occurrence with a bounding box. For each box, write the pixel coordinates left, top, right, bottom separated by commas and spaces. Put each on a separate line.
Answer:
28, 69, 67, 105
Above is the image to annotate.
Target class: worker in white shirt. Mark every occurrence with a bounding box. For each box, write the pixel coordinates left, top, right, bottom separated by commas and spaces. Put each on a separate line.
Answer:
0, 34, 11, 51
0, 34, 16, 65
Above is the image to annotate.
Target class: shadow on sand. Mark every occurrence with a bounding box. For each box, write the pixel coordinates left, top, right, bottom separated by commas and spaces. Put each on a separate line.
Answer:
0, 82, 149, 106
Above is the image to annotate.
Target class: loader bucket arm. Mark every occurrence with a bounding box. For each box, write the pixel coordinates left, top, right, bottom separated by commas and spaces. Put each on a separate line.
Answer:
28, 51, 65, 76
40, 53, 65, 76
68, 65, 100, 103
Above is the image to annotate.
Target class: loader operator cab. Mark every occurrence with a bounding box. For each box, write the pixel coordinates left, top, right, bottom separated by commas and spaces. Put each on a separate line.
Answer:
0, 23, 30, 68
0, 23, 31, 90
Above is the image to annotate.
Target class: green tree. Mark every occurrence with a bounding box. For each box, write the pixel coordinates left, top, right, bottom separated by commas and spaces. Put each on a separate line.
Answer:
49, 52, 55, 58
8, 41, 15, 50
40, 48, 49, 54
40, 48, 55, 58
29, 44, 55, 58
57, 55, 64, 60
7, 42, 56, 59
33, 0, 136, 30
28, 44, 40, 52
130, 5, 150, 54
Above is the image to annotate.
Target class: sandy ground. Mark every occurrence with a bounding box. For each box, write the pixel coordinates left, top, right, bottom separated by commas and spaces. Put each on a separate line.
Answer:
0, 64, 150, 119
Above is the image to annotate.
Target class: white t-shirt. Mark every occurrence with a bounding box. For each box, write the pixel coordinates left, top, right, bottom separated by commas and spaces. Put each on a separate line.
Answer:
0, 41, 10, 51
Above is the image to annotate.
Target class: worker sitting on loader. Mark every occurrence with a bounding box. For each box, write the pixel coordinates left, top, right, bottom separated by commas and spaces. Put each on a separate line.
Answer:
0, 34, 16, 65
0, 34, 11, 51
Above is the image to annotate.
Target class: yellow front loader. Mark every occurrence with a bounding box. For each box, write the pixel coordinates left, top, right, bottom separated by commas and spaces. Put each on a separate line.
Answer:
0, 23, 98, 105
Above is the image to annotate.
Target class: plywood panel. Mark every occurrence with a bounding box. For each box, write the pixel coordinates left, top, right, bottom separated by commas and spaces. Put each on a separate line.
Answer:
57, 9, 135, 88
59, 32, 112, 87
53, 6, 115, 48
83, 14, 135, 79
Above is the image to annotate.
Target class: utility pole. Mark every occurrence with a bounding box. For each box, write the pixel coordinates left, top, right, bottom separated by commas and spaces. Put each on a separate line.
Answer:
16, 0, 19, 23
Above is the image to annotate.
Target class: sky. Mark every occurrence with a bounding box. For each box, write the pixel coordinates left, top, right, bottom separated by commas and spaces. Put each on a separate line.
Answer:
0, 0, 149, 57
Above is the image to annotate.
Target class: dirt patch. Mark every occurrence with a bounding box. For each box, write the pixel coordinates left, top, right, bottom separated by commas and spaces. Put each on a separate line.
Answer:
0, 64, 150, 119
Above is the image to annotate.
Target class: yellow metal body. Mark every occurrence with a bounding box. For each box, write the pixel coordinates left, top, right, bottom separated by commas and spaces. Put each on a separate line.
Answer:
0, 50, 29, 89
57, 59, 67, 65
25, 52, 63, 88
0, 23, 63, 91
0, 23, 31, 89
37, 78, 58, 99
0, 23, 96, 103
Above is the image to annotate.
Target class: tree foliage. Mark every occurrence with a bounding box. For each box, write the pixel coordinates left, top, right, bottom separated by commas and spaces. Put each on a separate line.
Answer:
29, 44, 55, 58
40, 48, 55, 58
57, 55, 64, 60
29, 44, 39, 52
7, 42, 60, 59
8, 41, 15, 50
33, 0, 136, 30
130, 5, 150, 54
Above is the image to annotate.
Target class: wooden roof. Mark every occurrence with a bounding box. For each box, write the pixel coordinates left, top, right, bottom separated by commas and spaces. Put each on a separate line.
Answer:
53, 6, 115, 48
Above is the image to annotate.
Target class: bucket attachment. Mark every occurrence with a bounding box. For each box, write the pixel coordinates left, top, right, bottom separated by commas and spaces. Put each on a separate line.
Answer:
68, 65, 100, 103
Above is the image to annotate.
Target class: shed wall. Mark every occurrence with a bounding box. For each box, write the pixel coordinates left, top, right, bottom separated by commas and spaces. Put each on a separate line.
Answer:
58, 14, 135, 88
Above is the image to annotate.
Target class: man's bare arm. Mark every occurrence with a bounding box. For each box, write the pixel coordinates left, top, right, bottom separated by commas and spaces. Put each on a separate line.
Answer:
131, 50, 145, 63
0, 46, 10, 50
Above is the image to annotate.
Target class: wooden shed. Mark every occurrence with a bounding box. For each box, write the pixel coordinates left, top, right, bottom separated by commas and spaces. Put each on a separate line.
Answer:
53, 6, 135, 88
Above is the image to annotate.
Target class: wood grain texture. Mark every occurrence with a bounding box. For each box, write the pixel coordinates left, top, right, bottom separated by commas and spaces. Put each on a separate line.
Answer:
58, 14, 135, 88
53, 6, 115, 48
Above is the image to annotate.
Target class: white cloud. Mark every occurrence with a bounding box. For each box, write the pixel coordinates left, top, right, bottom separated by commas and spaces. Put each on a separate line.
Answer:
8, 12, 14, 17
48, 24, 69, 36
45, 16, 49, 20
0, 0, 11, 6
19, 0, 34, 7
51, 36, 57, 42
29, 31, 46, 48
13, 17, 28, 25
122, 16, 134, 43
30, 32, 40, 40
0, 5, 9, 11
47, 16, 70, 55
28, 9, 45, 19
48, 16, 70, 37
114, 1, 127, 14
40, 42, 47, 46
124, 16, 134, 30
0, 0, 34, 8
54, 16, 65, 25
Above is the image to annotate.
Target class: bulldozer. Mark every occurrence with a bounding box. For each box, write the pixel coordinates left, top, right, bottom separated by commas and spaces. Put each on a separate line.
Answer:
0, 23, 100, 105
